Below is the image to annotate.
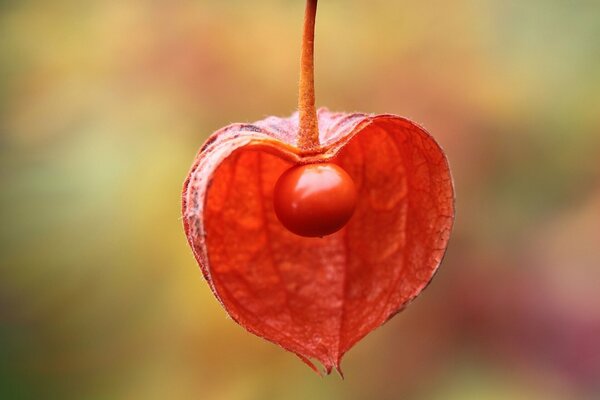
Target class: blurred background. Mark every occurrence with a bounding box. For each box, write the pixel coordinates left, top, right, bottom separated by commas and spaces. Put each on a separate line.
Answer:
1, 0, 599, 399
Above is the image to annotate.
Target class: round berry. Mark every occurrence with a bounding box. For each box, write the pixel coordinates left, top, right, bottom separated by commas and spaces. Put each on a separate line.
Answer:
273, 163, 357, 237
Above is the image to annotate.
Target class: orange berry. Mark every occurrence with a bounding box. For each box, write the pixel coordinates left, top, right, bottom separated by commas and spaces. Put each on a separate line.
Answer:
273, 163, 357, 237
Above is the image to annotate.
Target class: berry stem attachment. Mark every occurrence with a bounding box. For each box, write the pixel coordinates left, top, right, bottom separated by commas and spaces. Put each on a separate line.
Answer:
298, 0, 319, 150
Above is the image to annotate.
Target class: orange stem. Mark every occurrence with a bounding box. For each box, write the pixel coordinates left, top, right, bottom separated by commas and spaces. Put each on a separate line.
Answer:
298, 0, 319, 150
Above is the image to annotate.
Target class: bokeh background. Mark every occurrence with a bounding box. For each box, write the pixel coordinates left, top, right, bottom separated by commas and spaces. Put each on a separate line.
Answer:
1, 1, 599, 399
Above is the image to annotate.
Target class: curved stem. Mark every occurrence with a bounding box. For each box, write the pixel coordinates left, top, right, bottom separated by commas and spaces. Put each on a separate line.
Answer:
298, 0, 319, 150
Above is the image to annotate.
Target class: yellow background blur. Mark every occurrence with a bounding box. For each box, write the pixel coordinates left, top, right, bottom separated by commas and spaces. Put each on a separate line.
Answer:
1, 1, 599, 399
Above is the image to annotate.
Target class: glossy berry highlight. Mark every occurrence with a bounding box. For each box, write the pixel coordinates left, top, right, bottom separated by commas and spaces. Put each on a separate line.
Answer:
273, 163, 357, 237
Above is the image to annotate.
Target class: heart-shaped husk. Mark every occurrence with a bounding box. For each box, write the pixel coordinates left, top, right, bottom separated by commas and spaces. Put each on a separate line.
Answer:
182, 108, 454, 375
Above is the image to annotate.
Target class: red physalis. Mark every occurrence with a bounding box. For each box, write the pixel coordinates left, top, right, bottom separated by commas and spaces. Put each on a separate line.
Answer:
182, 0, 454, 375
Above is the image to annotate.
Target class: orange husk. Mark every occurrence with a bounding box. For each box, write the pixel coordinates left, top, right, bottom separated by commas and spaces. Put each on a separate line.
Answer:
182, 108, 455, 374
